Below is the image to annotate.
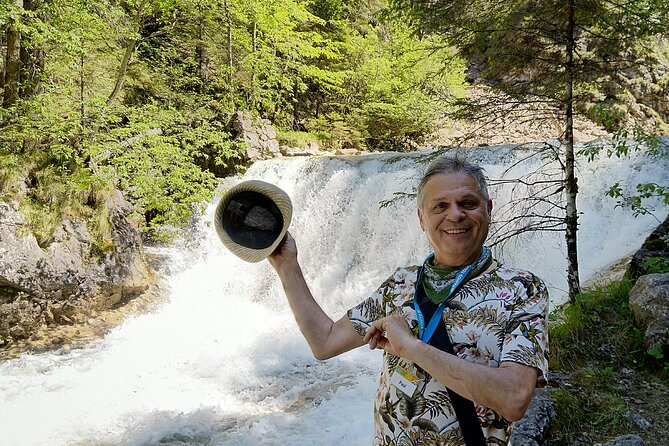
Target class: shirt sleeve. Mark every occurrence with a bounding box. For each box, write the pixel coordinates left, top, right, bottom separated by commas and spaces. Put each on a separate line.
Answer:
346, 266, 415, 338
499, 273, 550, 386
346, 278, 391, 339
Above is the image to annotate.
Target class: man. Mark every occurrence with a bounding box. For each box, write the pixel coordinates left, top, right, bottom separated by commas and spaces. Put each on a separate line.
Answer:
269, 155, 549, 445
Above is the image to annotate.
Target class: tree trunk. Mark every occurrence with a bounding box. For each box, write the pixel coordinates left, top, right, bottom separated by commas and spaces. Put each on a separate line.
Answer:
80, 51, 85, 127
19, 0, 44, 99
3, 0, 22, 107
106, 38, 138, 107
564, 0, 581, 303
250, 20, 257, 109
107, 0, 145, 107
223, 0, 234, 106
1, 31, 5, 87
195, 3, 208, 89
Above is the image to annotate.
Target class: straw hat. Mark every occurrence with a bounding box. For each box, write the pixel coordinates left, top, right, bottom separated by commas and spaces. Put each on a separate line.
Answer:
214, 180, 292, 263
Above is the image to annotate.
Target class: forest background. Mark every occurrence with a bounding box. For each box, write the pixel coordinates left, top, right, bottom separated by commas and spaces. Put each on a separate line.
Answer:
0, 0, 469, 244
1, 0, 668, 255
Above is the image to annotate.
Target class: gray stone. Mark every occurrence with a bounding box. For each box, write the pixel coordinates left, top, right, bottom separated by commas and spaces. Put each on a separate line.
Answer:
629, 272, 669, 352
0, 192, 158, 346
510, 388, 556, 446
626, 214, 669, 282
625, 410, 652, 430
594, 434, 645, 446
232, 111, 282, 160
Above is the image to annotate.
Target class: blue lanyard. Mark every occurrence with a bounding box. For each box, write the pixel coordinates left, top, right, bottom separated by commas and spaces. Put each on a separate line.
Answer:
413, 251, 484, 343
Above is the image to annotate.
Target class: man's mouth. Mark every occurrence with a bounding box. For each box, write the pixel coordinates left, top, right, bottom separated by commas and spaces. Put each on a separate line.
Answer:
444, 228, 468, 234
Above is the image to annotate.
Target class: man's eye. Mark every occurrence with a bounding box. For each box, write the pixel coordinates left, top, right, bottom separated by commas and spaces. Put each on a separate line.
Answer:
462, 201, 478, 208
434, 203, 447, 210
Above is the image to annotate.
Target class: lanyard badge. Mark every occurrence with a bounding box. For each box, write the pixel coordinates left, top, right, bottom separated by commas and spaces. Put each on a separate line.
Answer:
390, 249, 486, 397
389, 363, 421, 398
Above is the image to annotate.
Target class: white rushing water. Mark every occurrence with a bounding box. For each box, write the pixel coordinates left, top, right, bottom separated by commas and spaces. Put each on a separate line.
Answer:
0, 144, 667, 446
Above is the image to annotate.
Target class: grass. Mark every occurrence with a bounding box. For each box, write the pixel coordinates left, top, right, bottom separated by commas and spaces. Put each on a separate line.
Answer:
2, 150, 117, 251
547, 279, 669, 445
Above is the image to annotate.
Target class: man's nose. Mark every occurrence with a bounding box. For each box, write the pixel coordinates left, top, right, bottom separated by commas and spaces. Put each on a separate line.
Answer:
446, 205, 466, 221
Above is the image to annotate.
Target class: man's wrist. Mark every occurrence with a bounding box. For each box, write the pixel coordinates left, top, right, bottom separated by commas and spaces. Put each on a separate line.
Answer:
399, 335, 427, 362
274, 258, 303, 279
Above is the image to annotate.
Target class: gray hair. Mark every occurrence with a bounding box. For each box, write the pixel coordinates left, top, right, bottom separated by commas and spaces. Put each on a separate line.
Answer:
417, 155, 490, 207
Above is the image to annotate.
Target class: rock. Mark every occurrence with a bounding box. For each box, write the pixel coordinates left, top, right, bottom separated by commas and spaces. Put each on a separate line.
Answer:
510, 388, 556, 446
626, 214, 669, 282
625, 410, 652, 430
594, 434, 645, 446
335, 148, 362, 156
280, 141, 327, 157
628, 272, 669, 353
232, 111, 282, 160
0, 193, 159, 345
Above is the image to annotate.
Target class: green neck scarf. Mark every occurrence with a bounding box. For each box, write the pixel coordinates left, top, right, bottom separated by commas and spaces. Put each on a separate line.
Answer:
419, 248, 493, 304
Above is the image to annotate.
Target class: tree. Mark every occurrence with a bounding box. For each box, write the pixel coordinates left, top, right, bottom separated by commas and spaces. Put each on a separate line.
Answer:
2, 0, 23, 107
106, 0, 183, 107
387, 0, 669, 302
1, 0, 468, 239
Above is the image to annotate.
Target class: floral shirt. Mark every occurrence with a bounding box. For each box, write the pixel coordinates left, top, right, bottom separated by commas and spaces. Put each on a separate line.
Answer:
347, 262, 549, 446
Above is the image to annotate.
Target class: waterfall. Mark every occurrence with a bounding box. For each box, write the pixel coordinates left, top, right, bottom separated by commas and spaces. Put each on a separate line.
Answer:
0, 145, 666, 446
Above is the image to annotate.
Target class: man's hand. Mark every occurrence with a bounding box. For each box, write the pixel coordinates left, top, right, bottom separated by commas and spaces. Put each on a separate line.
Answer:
268, 232, 298, 272
363, 314, 419, 357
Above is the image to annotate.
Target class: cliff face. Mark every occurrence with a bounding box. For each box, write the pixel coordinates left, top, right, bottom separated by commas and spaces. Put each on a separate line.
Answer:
0, 191, 159, 348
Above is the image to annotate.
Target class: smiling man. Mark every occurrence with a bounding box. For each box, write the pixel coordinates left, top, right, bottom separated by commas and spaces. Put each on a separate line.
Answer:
269, 155, 549, 446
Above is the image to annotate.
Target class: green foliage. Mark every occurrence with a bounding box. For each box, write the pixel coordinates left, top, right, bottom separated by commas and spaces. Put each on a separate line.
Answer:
277, 130, 323, 149
333, 22, 466, 150
580, 135, 668, 218
648, 345, 664, 360
1, 0, 468, 239
548, 279, 669, 443
385, 0, 669, 133
586, 103, 626, 131
358, 100, 433, 151
550, 277, 669, 378
549, 280, 642, 370
641, 256, 669, 274
550, 387, 629, 442
90, 103, 232, 238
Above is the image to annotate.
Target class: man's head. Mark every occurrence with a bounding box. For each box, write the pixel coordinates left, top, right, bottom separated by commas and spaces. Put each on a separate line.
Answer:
417, 156, 492, 268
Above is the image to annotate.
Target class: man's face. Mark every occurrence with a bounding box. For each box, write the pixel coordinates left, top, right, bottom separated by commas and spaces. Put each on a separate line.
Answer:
417, 172, 492, 268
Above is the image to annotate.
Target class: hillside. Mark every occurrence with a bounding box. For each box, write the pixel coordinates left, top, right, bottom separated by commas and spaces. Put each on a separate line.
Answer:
548, 278, 669, 446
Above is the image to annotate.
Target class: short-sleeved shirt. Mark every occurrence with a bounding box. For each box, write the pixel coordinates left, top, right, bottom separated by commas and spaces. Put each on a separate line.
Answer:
347, 262, 549, 446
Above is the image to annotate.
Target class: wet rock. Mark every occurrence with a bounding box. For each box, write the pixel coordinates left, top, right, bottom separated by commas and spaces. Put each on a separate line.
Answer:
280, 141, 327, 157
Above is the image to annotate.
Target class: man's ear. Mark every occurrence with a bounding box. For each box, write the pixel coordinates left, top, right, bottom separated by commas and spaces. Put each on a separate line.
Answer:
487, 199, 493, 215
417, 208, 425, 231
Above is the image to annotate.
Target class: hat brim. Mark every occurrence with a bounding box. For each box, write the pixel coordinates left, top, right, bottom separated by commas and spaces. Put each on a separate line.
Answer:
214, 180, 292, 263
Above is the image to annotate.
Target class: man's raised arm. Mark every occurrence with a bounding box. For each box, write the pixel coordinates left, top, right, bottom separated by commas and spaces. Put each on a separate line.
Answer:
268, 232, 365, 360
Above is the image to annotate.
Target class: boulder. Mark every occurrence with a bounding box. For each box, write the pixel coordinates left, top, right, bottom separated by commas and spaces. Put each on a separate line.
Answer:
232, 111, 281, 160
626, 213, 669, 282
510, 388, 556, 446
0, 192, 158, 347
628, 272, 669, 353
